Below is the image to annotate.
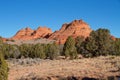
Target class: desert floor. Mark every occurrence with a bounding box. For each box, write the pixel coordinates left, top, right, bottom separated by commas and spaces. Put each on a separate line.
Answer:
8, 56, 120, 80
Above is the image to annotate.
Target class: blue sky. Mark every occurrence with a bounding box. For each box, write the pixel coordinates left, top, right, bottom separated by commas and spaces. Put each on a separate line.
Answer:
0, 0, 120, 38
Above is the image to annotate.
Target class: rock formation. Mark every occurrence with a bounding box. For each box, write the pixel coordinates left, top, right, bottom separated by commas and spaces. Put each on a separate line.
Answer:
49, 20, 92, 44
12, 27, 52, 40
10, 19, 92, 44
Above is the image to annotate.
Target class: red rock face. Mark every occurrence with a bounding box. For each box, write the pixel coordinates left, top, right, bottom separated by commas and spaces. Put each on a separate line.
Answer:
49, 20, 92, 44
11, 19, 92, 44
12, 27, 52, 40
32, 27, 52, 38
12, 27, 34, 40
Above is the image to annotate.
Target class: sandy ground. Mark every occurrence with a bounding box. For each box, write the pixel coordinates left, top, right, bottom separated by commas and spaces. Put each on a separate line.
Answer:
8, 56, 120, 80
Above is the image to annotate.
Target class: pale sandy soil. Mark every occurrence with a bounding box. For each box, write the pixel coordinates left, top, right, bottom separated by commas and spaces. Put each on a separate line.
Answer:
8, 56, 120, 80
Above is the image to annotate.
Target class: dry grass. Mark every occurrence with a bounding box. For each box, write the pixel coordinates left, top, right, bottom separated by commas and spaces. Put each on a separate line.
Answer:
7, 56, 120, 80
6, 38, 55, 45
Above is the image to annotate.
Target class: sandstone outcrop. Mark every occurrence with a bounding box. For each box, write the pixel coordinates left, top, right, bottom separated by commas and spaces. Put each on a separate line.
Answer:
12, 27, 52, 40
10, 19, 92, 44
49, 20, 92, 44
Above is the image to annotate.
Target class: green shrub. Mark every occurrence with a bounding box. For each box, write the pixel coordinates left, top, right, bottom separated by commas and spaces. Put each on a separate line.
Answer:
0, 52, 8, 80
30, 44, 46, 59
80, 29, 113, 57
47, 43, 59, 60
18, 44, 32, 58
2, 44, 20, 59
63, 36, 77, 59
75, 36, 84, 54
112, 38, 120, 56
19, 44, 47, 59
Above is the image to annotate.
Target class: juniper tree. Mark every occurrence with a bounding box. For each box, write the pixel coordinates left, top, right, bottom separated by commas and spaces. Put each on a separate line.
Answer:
18, 44, 32, 58
82, 28, 112, 57
63, 36, 77, 59
31, 44, 46, 59
75, 36, 84, 54
47, 43, 59, 60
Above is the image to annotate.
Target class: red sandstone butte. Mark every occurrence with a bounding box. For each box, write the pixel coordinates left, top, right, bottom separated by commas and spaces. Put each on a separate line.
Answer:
49, 20, 92, 44
11, 20, 92, 44
12, 27, 52, 40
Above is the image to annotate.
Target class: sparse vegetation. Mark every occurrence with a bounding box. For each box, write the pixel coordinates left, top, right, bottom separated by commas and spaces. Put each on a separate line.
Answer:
0, 28, 120, 60
8, 56, 120, 80
18, 43, 59, 60
1, 28, 120, 80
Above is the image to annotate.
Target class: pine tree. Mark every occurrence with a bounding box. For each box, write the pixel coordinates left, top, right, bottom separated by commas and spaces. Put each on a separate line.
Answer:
63, 36, 77, 59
